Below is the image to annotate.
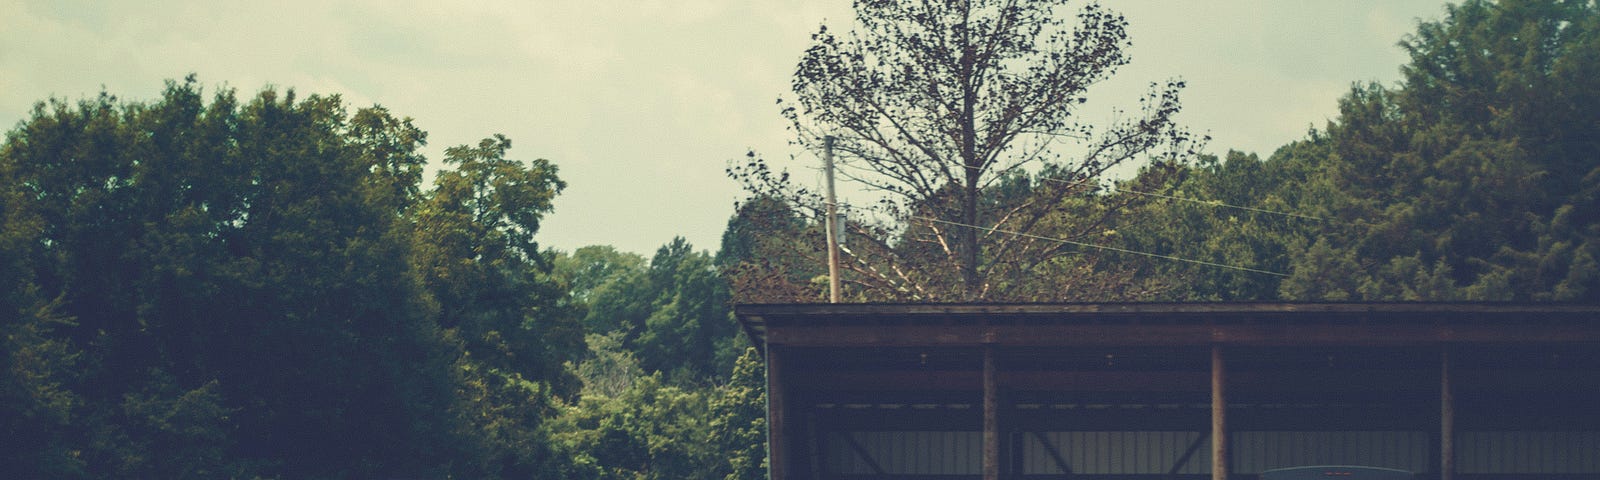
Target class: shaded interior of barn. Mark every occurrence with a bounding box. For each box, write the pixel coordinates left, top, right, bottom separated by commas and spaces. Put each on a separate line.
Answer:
738, 303, 1600, 480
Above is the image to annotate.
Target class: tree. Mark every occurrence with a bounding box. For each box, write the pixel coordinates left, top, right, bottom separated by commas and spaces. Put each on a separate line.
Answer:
410, 134, 588, 478
0, 78, 587, 478
731, 0, 1200, 301
1108, 147, 1326, 301
557, 239, 740, 385
411, 134, 584, 398
553, 346, 768, 480
551, 373, 716, 480
716, 195, 828, 303
705, 347, 768, 480
1276, 0, 1600, 301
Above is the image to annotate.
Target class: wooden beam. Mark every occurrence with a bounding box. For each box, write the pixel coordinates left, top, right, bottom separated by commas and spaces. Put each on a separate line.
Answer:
983, 345, 999, 480
785, 368, 1600, 394
737, 301, 1600, 318
1169, 431, 1209, 476
765, 323, 1600, 347
1010, 431, 1024, 478
807, 412, 822, 480
788, 369, 1445, 393
1031, 431, 1074, 475
837, 432, 887, 476
769, 347, 788, 480
1441, 348, 1455, 480
1211, 346, 1228, 480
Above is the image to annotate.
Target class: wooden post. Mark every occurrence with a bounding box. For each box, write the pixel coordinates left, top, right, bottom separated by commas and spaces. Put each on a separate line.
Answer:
1440, 348, 1454, 480
983, 345, 999, 480
822, 135, 841, 304
1211, 345, 1228, 480
768, 347, 787, 480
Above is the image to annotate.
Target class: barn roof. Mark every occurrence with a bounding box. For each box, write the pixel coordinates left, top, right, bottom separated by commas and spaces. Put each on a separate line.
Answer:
736, 302, 1600, 351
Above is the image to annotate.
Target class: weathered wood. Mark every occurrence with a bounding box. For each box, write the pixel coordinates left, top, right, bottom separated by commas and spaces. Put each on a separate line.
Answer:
807, 412, 822, 480
783, 368, 1600, 393
765, 323, 1600, 347
837, 431, 886, 475
740, 303, 1600, 480
739, 301, 1600, 318
738, 302, 1600, 347
1031, 431, 1074, 474
983, 345, 999, 480
1441, 348, 1455, 480
768, 347, 788, 480
1211, 346, 1228, 480
1169, 431, 1210, 476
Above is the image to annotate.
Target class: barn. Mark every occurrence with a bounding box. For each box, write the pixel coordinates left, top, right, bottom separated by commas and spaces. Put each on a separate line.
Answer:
735, 303, 1600, 480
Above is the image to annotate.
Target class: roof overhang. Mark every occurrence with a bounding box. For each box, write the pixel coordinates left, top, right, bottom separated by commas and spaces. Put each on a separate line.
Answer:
737, 302, 1600, 351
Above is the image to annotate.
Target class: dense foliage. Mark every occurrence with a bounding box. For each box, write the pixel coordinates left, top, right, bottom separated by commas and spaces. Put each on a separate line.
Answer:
0, 78, 763, 479
1110, 0, 1600, 302
4, 0, 1595, 478
730, 0, 1599, 304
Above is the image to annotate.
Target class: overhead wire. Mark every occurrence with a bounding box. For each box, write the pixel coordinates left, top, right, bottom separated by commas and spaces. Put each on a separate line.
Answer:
909, 215, 1289, 277
821, 200, 1286, 277
807, 160, 1304, 277
1039, 176, 1326, 221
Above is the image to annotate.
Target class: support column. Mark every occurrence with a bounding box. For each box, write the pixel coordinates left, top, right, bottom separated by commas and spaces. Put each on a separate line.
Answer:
768, 347, 787, 480
1211, 346, 1228, 480
983, 345, 999, 480
1441, 348, 1455, 480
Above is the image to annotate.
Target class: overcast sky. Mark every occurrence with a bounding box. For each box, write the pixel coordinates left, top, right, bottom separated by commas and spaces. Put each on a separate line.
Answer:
1, 0, 1450, 256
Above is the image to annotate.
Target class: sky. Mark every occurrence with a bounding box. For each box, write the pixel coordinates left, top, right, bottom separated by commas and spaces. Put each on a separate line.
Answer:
1, 0, 1451, 256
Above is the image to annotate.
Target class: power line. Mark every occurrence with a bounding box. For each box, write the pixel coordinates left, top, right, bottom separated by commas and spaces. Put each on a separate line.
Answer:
813, 195, 1288, 277
911, 215, 1288, 277
1040, 177, 1325, 221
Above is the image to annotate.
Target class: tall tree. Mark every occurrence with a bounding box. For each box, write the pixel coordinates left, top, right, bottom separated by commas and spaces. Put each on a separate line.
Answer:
1277, 0, 1600, 301
731, 0, 1200, 301
411, 134, 583, 397
0, 78, 586, 478
1101, 0, 1600, 302
409, 134, 587, 477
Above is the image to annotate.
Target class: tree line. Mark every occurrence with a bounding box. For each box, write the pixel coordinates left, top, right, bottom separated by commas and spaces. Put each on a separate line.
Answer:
4, 0, 1597, 478
0, 78, 762, 478
727, 0, 1598, 304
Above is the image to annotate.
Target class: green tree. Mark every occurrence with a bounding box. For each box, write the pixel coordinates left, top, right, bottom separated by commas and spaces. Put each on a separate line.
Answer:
412, 133, 584, 397
552, 374, 716, 480
1102, 0, 1599, 302
0, 77, 584, 478
705, 348, 768, 480
716, 195, 827, 304
553, 346, 769, 480
1279, 0, 1600, 301
636, 238, 738, 383
557, 239, 739, 385
1109, 147, 1325, 301
410, 134, 587, 477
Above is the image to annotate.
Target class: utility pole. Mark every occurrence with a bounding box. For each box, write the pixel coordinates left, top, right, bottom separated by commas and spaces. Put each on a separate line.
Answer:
822, 135, 841, 303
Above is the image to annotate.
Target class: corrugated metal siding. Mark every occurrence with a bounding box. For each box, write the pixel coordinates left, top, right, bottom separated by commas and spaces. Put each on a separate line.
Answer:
1025, 431, 1208, 475
824, 430, 1600, 476
1458, 431, 1600, 474
1232, 431, 1429, 473
827, 431, 981, 475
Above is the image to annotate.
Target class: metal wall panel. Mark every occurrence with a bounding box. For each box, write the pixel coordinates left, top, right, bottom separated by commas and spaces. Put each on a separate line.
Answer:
824, 430, 1600, 476
827, 431, 981, 475
1025, 431, 1209, 475
1232, 431, 1429, 473
1458, 431, 1600, 474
